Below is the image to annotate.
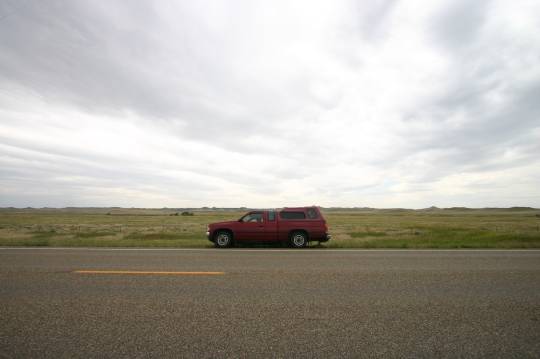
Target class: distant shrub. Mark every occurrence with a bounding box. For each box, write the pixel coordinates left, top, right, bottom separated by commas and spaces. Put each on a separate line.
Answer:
181, 211, 194, 216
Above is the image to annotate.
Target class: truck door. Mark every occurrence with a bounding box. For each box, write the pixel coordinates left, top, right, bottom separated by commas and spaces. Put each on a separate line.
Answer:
236, 212, 266, 241
264, 210, 278, 241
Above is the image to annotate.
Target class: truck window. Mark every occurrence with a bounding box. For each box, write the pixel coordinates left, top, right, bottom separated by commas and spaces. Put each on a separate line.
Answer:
241, 212, 264, 222
306, 208, 318, 219
279, 211, 306, 220
268, 211, 275, 221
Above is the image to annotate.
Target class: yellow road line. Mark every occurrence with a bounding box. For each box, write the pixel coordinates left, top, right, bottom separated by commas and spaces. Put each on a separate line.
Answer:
73, 270, 225, 275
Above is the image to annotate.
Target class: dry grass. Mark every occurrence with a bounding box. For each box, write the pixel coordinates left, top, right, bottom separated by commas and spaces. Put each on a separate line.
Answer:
0, 207, 539, 248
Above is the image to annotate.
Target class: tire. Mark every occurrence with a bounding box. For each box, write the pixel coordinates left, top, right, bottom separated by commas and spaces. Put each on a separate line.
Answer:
289, 231, 307, 248
214, 230, 233, 248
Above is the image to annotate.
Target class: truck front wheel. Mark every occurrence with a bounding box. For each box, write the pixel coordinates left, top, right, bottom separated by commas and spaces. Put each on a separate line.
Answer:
214, 231, 233, 248
289, 231, 307, 248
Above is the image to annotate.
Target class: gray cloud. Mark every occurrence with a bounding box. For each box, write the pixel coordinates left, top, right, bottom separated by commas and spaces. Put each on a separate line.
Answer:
432, 0, 492, 50
1, 0, 539, 208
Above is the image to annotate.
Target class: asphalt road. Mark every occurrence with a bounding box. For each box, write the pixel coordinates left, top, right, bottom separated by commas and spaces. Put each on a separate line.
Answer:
1, 248, 539, 358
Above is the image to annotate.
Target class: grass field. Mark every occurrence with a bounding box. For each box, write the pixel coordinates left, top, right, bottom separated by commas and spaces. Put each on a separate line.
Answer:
0, 208, 539, 248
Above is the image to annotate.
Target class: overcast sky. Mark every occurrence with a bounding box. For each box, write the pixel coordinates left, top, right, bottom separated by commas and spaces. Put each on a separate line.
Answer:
1, 0, 539, 208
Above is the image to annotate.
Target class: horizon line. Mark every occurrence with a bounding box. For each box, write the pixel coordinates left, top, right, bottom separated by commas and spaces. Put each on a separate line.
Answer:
1, 206, 539, 211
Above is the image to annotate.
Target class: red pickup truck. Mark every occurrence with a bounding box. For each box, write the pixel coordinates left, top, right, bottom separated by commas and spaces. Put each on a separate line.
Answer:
206, 206, 331, 248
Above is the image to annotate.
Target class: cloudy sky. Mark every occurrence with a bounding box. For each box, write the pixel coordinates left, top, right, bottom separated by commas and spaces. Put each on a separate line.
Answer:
1, 0, 539, 208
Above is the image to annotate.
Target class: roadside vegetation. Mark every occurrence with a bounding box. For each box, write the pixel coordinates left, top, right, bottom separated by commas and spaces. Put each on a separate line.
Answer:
0, 208, 539, 248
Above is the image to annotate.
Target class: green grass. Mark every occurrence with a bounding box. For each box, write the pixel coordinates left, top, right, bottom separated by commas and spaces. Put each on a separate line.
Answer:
74, 231, 117, 238
350, 231, 387, 238
0, 207, 539, 248
328, 231, 540, 249
123, 232, 204, 241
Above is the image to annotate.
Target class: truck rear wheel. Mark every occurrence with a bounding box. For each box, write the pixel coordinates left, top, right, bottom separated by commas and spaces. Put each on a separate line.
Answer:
214, 231, 233, 248
289, 231, 307, 248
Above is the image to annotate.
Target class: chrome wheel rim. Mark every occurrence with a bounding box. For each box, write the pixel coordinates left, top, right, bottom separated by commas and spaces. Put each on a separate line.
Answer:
293, 234, 305, 247
216, 233, 229, 246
